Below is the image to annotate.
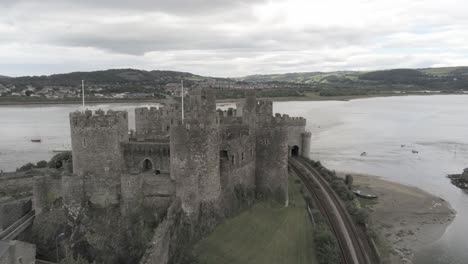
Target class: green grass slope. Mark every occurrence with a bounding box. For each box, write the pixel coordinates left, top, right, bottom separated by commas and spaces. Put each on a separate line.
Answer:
193, 176, 317, 264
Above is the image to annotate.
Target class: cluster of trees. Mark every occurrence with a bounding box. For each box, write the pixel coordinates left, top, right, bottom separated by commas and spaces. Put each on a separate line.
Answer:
305, 160, 370, 226
16, 152, 72, 172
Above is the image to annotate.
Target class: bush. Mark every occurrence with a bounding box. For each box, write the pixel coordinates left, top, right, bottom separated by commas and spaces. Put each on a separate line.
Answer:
314, 224, 340, 264
331, 179, 354, 201
17, 162, 36, 172
352, 208, 369, 226
36, 160, 48, 168
48, 152, 72, 169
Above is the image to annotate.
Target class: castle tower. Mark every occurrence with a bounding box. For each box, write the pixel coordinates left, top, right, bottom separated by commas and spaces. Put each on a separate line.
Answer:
301, 132, 311, 159
170, 89, 221, 217
69, 109, 129, 206
255, 103, 289, 206
242, 90, 257, 132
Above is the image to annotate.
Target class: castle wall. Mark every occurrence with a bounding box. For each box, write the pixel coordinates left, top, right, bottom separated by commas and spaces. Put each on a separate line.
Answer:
220, 134, 256, 191
32, 175, 62, 214
0, 197, 31, 230
135, 105, 180, 137
61, 175, 84, 212
121, 171, 175, 215
120, 173, 144, 215
122, 142, 171, 173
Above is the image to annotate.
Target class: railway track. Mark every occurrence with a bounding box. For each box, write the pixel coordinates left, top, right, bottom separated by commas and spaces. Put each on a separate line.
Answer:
289, 157, 372, 264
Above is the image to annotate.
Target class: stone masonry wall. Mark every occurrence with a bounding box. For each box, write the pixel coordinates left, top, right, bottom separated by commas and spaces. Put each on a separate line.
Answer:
122, 142, 171, 173
70, 109, 128, 177
32, 175, 62, 214
255, 121, 289, 206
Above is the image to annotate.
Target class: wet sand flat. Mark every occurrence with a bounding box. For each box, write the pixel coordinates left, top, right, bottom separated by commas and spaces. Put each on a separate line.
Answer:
339, 172, 455, 264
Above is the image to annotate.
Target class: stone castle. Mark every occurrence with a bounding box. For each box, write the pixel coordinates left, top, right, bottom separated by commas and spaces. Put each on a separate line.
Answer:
34, 89, 311, 221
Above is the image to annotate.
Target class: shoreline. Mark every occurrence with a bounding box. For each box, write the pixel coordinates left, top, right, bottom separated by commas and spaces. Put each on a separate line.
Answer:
1, 92, 462, 106
338, 172, 455, 264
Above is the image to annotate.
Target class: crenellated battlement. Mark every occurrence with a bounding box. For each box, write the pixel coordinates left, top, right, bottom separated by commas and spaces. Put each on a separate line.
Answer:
272, 113, 306, 126
135, 105, 178, 118
70, 109, 128, 129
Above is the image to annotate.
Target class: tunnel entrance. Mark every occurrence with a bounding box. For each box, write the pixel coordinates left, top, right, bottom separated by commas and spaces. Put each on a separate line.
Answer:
291, 146, 300, 157
142, 159, 153, 172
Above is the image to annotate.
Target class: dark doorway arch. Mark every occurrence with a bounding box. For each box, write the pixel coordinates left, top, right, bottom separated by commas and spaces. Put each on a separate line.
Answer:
291, 146, 300, 157
142, 159, 153, 172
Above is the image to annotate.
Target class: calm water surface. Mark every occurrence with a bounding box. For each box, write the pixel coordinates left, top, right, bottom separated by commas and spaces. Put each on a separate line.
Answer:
275, 95, 468, 264
1, 95, 468, 263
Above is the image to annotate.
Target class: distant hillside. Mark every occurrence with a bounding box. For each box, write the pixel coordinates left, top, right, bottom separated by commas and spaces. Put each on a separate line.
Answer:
0, 75, 9, 79
0, 69, 207, 87
358, 69, 425, 83
239, 67, 468, 91
238, 71, 359, 83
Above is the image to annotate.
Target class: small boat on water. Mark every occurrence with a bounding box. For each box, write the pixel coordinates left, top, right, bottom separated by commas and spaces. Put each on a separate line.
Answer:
353, 189, 378, 199
31, 138, 42, 143
412, 150, 419, 154
360, 152, 367, 156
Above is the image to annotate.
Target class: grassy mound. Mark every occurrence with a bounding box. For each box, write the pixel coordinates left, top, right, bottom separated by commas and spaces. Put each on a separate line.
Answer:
193, 176, 317, 264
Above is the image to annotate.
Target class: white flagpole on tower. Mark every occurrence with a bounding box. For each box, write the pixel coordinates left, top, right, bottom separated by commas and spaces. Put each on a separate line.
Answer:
181, 80, 184, 123
81, 80, 85, 112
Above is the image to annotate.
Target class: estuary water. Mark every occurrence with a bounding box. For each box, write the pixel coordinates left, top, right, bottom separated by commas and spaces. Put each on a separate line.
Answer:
0, 103, 159, 172
274, 95, 468, 264
1, 95, 468, 263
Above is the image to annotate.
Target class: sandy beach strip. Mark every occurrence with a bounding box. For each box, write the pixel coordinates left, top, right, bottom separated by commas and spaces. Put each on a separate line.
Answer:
337, 172, 456, 264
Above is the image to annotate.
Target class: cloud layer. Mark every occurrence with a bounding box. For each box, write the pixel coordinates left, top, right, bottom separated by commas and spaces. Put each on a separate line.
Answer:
1, 0, 468, 77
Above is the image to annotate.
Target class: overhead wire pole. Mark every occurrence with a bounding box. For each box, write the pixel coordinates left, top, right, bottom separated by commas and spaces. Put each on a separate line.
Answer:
181, 80, 184, 123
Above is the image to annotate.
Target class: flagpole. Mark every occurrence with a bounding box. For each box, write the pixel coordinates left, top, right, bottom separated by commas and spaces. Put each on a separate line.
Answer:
181, 80, 184, 123
81, 80, 85, 111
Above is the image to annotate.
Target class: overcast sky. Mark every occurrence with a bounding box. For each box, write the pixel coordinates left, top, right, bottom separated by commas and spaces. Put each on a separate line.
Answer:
1, 0, 468, 77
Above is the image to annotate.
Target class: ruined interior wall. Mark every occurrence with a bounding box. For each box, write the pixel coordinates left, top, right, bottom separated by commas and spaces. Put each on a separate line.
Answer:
122, 142, 171, 173
61, 175, 84, 212
120, 173, 144, 215
32, 175, 62, 214
220, 135, 256, 190
140, 200, 186, 264
83, 174, 120, 207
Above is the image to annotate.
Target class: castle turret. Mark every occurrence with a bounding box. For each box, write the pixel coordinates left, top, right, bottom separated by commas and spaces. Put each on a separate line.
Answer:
170, 89, 221, 217
301, 131, 311, 159
69, 109, 129, 206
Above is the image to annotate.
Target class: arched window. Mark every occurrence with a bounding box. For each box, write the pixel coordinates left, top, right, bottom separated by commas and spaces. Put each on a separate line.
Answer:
142, 159, 153, 172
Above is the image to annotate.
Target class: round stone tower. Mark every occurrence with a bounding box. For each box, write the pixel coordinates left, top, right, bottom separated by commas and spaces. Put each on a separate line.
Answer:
70, 109, 128, 177
170, 89, 221, 217
255, 108, 289, 206
69, 109, 129, 206
301, 131, 311, 159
